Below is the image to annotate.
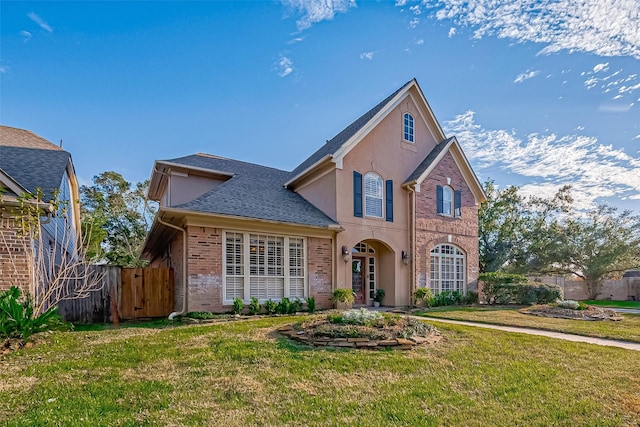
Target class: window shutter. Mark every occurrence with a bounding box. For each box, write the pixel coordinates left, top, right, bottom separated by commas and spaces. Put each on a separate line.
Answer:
436, 185, 443, 214
454, 190, 462, 217
385, 180, 393, 222
353, 171, 363, 218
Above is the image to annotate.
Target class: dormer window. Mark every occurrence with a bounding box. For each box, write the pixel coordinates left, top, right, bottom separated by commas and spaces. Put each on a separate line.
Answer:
403, 113, 414, 143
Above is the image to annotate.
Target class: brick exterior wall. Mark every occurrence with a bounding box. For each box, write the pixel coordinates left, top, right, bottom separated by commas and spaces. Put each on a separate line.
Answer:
415, 151, 480, 292
0, 218, 32, 293
186, 225, 223, 312
307, 237, 333, 309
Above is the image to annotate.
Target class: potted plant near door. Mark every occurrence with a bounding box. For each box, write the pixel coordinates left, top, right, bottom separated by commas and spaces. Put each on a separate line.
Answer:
332, 288, 355, 310
373, 289, 385, 307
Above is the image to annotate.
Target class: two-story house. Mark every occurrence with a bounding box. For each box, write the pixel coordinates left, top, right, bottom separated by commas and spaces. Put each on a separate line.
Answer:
142, 79, 486, 314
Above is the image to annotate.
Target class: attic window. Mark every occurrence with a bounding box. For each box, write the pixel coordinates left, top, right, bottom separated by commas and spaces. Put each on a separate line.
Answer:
403, 113, 414, 143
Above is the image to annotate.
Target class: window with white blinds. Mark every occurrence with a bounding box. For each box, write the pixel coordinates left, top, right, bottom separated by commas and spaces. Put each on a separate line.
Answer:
223, 232, 306, 302
364, 172, 383, 218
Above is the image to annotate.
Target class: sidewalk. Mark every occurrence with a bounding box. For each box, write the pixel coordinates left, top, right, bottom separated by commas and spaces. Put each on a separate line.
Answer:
412, 316, 640, 351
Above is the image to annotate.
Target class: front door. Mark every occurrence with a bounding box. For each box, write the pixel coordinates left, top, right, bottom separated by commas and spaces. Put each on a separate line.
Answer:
352, 257, 366, 305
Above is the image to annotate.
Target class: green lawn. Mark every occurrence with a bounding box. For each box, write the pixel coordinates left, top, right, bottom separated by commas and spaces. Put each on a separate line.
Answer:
582, 300, 640, 309
420, 306, 640, 343
1, 316, 639, 426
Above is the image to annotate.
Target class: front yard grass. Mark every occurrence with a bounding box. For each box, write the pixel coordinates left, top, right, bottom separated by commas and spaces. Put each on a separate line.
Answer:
1, 315, 639, 426
582, 300, 640, 309
420, 306, 640, 343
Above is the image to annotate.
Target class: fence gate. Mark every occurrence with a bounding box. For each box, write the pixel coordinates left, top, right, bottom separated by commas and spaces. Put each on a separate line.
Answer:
120, 267, 174, 319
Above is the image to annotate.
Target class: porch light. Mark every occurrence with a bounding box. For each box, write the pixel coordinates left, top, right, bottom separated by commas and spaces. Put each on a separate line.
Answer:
401, 250, 410, 266
341, 245, 350, 263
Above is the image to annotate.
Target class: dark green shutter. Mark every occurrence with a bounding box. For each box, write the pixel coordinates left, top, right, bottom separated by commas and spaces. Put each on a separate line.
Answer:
436, 185, 443, 214
454, 190, 462, 217
353, 171, 363, 218
385, 180, 393, 222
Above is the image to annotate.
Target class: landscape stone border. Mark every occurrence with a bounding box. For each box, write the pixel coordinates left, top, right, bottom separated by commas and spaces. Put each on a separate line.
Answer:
277, 324, 441, 350
520, 305, 624, 321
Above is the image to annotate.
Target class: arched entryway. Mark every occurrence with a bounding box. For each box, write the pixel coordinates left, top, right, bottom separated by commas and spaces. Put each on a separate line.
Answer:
351, 240, 395, 306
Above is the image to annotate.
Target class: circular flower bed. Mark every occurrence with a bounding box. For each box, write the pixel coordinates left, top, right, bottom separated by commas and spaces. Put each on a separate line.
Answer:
520, 302, 623, 321
278, 308, 442, 350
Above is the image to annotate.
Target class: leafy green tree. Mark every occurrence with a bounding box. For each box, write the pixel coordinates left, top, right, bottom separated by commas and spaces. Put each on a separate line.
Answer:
541, 205, 640, 299
80, 171, 156, 267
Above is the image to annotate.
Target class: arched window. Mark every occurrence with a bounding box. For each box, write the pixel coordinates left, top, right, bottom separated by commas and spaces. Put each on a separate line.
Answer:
364, 172, 383, 218
403, 113, 414, 143
429, 244, 465, 293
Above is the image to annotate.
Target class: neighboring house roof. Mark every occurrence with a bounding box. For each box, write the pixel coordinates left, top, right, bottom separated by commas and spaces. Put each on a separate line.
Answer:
0, 126, 71, 202
159, 153, 340, 229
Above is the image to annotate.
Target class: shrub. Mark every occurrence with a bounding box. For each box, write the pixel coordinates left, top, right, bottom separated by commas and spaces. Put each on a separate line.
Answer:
462, 291, 479, 305
488, 282, 562, 305
374, 289, 385, 303
332, 288, 355, 304
248, 297, 261, 315
413, 287, 433, 306
340, 308, 383, 325
0, 286, 66, 340
264, 299, 278, 315
306, 296, 316, 313
478, 272, 528, 304
557, 300, 580, 310
232, 297, 244, 315
432, 291, 462, 307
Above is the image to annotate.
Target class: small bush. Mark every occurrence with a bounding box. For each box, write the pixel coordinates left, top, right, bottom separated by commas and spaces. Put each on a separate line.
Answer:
232, 298, 244, 315
462, 291, 479, 305
264, 299, 278, 315
332, 288, 355, 304
478, 272, 528, 304
185, 311, 228, 320
277, 298, 300, 315
557, 300, 587, 310
432, 291, 462, 307
489, 282, 562, 305
306, 296, 316, 313
340, 308, 383, 325
413, 287, 433, 307
374, 289, 385, 303
248, 297, 261, 315
0, 286, 66, 340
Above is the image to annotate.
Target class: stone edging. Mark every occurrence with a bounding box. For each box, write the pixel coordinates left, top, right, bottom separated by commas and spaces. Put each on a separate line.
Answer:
277, 324, 441, 350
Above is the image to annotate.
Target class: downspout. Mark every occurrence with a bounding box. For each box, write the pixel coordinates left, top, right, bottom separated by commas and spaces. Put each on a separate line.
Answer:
409, 187, 416, 304
157, 216, 187, 320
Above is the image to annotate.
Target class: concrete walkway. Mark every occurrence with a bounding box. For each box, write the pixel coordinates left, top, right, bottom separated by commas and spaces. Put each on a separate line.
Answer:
413, 316, 640, 351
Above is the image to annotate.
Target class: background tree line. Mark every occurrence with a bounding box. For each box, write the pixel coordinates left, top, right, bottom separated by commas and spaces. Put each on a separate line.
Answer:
479, 180, 640, 299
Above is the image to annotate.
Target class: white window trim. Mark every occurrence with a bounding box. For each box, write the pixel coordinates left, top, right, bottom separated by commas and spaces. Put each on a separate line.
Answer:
223, 231, 307, 304
429, 244, 466, 294
364, 172, 384, 219
442, 185, 453, 217
403, 112, 415, 143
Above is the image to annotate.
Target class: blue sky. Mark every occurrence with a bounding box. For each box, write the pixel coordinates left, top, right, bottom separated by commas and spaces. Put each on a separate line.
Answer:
1, 0, 639, 212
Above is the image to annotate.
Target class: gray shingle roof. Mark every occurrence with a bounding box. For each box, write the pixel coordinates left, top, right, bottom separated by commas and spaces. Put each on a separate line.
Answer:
0, 126, 71, 202
288, 79, 414, 181
404, 137, 454, 184
164, 154, 339, 228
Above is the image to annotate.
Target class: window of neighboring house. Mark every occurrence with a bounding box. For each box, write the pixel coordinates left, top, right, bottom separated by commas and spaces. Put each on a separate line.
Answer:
429, 244, 465, 294
364, 172, 383, 218
224, 232, 306, 302
437, 185, 462, 217
403, 113, 414, 143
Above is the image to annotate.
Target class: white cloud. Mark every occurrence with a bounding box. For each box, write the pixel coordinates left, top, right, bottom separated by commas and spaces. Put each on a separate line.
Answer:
593, 62, 609, 73
514, 70, 539, 84
19, 30, 32, 43
409, 17, 420, 28
409, 5, 421, 15
448, 27, 456, 38
280, 0, 356, 31
276, 55, 294, 77
598, 103, 633, 112
287, 36, 305, 44
360, 51, 374, 60
444, 110, 640, 209
424, 0, 640, 59
27, 12, 52, 33
0, 66, 8, 74
395, 0, 407, 5
416, 38, 424, 45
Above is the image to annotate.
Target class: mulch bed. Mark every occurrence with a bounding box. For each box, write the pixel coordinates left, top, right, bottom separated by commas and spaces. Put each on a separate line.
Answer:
520, 305, 624, 321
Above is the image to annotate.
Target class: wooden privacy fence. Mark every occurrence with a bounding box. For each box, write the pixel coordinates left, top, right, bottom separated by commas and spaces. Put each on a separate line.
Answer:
58, 266, 174, 323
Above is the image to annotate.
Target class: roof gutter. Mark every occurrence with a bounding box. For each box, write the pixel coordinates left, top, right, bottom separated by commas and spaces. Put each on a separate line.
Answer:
156, 215, 187, 320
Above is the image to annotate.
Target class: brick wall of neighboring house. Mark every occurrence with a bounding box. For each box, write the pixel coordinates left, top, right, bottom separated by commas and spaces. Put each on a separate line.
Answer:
307, 237, 333, 309
0, 218, 32, 294
414, 151, 480, 291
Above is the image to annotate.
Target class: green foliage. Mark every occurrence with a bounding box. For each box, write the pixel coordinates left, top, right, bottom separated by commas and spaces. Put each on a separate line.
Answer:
232, 298, 244, 315
413, 287, 433, 307
557, 300, 582, 310
264, 299, 278, 315
80, 171, 157, 266
332, 288, 355, 304
0, 287, 66, 340
248, 297, 261, 315
462, 291, 479, 305
373, 288, 385, 303
397, 317, 436, 339
306, 296, 316, 313
432, 291, 463, 307
487, 282, 561, 305
479, 272, 529, 304
184, 312, 228, 320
